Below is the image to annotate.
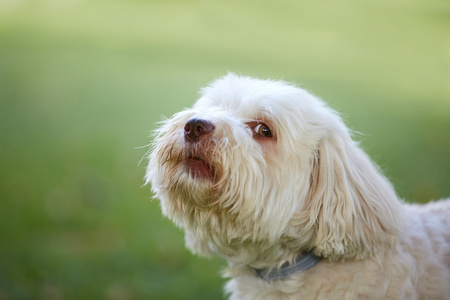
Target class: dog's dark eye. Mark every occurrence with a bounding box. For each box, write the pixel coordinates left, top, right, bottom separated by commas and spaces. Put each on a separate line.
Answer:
254, 124, 272, 137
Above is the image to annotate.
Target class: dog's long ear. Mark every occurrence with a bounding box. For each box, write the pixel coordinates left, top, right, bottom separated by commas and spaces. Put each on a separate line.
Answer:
307, 127, 403, 260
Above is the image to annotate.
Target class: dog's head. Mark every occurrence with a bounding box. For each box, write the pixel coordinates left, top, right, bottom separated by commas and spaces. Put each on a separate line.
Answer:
146, 74, 403, 267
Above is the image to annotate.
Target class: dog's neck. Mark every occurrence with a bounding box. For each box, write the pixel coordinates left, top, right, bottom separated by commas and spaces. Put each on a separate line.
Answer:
251, 251, 322, 282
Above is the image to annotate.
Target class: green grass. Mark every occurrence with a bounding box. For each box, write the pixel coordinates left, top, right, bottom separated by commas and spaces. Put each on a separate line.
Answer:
1, 0, 449, 299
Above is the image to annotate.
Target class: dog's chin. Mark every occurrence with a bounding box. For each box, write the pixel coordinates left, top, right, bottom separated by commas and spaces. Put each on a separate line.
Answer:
184, 157, 215, 179
163, 156, 218, 209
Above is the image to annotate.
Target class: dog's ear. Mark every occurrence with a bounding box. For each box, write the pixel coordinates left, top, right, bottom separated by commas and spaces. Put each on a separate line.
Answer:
306, 128, 403, 260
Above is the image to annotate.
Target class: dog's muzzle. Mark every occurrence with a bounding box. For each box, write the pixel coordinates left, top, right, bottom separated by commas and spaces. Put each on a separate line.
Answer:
182, 118, 216, 179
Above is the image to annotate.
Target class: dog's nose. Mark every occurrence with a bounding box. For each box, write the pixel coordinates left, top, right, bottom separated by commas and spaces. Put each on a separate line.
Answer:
184, 118, 215, 142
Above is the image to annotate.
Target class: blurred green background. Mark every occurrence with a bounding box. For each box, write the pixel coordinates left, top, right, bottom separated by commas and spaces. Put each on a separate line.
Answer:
0, 0, 449, 299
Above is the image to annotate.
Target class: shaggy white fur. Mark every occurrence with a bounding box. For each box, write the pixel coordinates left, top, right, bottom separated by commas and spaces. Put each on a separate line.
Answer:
145, 74, 450, 299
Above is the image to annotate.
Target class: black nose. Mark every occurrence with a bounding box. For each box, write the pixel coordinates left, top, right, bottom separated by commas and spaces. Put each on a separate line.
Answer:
184, 118, 215, 142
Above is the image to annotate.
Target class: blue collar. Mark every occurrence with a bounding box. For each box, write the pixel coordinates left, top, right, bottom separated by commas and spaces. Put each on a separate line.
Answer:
252, 252, 322, 282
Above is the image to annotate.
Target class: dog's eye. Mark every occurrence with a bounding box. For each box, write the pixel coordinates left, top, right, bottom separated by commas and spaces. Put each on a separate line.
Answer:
254, 124, 272, 137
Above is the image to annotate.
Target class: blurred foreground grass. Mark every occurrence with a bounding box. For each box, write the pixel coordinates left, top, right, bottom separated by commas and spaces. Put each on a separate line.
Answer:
0, 0, 449, 299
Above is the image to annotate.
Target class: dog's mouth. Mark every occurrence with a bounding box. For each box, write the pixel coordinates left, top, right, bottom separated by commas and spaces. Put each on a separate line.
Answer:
184, 155, 215, 179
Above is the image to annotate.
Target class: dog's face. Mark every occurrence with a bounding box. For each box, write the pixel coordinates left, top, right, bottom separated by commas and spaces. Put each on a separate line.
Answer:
146, 74, 402, 266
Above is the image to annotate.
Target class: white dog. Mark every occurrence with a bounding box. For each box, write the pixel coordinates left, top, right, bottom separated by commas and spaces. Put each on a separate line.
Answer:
145, 74, 450, 299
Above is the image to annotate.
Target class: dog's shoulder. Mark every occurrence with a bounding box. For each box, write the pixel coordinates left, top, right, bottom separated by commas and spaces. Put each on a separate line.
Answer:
405, 198, 450, 215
